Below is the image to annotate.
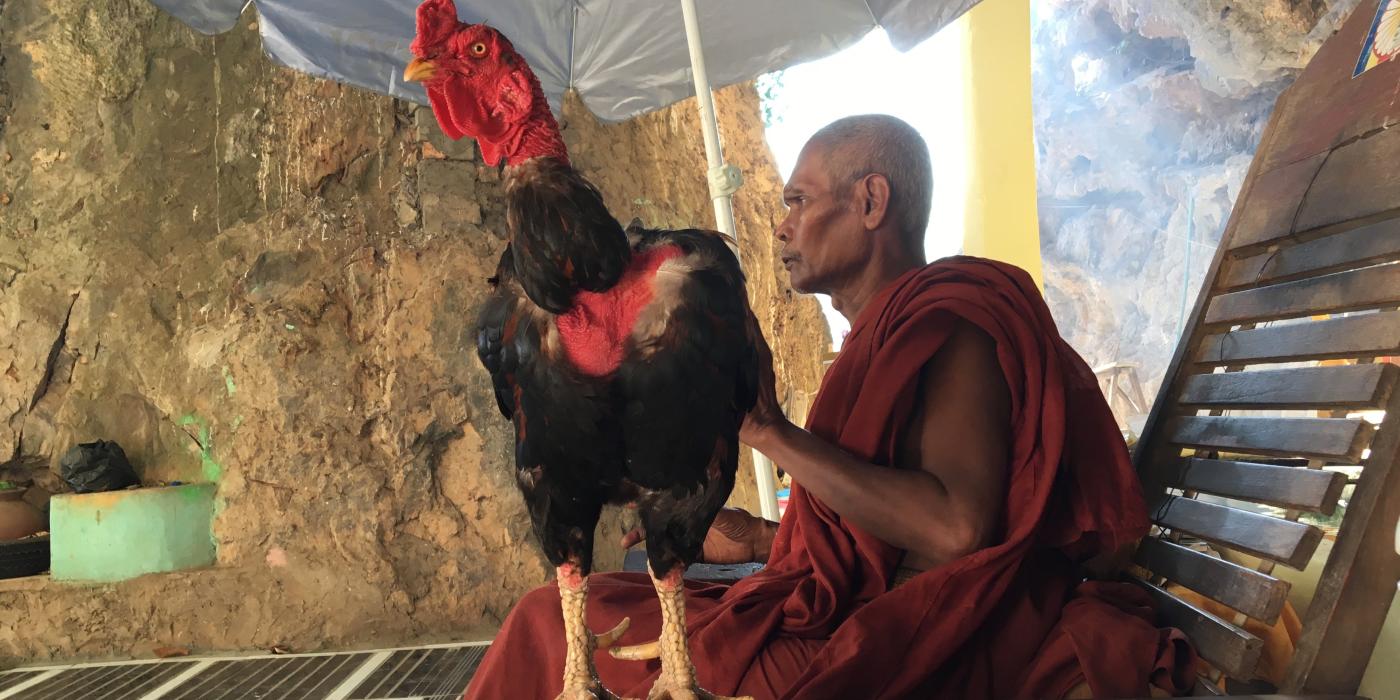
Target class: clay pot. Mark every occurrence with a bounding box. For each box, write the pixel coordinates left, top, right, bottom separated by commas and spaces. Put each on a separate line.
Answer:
0, 488, 44, 541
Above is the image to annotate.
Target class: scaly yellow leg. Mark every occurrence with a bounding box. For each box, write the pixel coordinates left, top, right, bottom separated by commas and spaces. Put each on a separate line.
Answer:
610, 566, 752, 700
556, 564, 633, 700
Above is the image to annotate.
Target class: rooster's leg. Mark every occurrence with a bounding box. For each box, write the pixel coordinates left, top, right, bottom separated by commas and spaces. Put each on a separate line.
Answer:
610, 566, 752, 700
556, 563, 633, 700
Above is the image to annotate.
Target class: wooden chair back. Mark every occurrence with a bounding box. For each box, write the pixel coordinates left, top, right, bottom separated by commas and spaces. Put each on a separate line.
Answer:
1129, 1, 1400, 694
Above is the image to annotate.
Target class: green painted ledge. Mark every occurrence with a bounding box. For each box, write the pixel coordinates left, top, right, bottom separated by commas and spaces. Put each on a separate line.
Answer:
50, 484, 217, 583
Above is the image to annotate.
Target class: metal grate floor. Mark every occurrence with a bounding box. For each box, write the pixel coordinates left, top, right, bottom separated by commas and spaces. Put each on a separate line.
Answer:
0, 642, 489, 700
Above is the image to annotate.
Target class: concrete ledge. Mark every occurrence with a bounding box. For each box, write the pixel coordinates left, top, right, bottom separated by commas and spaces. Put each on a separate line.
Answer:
50, 484, 217, 582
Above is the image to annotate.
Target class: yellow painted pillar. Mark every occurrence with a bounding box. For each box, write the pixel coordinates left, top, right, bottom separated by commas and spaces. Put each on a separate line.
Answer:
958, 0, 1043, 288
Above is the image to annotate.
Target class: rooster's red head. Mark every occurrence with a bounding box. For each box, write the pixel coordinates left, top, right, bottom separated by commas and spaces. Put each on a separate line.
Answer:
405, 0, 567, 167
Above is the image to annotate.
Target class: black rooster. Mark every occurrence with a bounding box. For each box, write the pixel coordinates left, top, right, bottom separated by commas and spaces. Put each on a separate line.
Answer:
406, 2, 758, 698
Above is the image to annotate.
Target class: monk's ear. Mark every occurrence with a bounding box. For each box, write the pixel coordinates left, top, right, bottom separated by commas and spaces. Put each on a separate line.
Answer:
856, 173, 892, 232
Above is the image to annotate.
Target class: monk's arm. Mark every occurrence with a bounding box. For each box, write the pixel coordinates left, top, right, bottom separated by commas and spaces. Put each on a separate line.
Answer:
743, 323, 1009, 566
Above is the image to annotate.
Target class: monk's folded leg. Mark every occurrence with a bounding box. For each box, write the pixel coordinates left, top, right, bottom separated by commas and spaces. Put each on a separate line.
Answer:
734, 636, 827, 700
464, 583, 570, 700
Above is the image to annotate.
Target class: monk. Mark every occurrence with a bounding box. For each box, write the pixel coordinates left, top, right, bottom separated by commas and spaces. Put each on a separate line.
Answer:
465, 115, 1196, 700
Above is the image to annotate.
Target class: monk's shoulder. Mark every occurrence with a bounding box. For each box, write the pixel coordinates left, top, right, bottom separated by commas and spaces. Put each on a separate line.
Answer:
926, 320, 998, 380
907, 319, 1009, 442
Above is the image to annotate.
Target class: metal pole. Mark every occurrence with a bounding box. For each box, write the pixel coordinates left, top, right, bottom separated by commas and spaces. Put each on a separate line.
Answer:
679, 0, 780, 523
680, 0, 740, 237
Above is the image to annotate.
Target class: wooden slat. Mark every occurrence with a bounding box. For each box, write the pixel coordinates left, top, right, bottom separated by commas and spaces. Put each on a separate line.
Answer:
1295, 125, 1400, 234
1153, 495, 1324, 570
1162, 458, 1348, 514
1221, 217, 1400, 290
1167, 416, 1369, 461
1194, 313, 1400, 366
1228, 151, 1328, 253
1135, 537, 1291, 623
1178, 364, 1397, 410
1132, 579, 1263, 679
1205, 263, 1400, 327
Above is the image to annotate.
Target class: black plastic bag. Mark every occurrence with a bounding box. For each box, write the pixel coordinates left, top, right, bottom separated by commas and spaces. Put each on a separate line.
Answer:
59, 440, 138, 493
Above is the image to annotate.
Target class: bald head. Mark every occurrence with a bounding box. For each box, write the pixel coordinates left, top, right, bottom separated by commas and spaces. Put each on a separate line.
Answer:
803, 115, 933, 253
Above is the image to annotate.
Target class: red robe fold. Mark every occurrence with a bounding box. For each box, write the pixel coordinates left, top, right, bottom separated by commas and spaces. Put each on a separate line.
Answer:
465, 257, 1196, 700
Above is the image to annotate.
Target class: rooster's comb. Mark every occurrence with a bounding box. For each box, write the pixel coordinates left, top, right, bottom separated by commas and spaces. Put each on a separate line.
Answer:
412, 0, 461, 54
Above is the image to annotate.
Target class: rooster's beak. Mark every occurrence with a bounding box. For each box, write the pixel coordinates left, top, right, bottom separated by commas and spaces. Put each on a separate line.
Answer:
404, 58, 437, 83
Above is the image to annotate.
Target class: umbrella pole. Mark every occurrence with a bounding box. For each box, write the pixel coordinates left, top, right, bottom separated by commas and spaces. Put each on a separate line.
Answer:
679, 0, 781, 523
679, 0, 739, 237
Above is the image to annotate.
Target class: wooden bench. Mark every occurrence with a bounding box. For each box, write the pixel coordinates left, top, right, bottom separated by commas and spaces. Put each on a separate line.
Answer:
1127, 0, 1400, 696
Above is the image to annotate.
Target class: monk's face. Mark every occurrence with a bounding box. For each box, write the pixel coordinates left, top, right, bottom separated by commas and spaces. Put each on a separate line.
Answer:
776, 145, 867, 294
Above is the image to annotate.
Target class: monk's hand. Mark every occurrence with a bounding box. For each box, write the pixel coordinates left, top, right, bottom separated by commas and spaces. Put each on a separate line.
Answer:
740, 318, 787, 449
621, 509, 773, 565
698, 508, 760, 564
620, 525, 645, 551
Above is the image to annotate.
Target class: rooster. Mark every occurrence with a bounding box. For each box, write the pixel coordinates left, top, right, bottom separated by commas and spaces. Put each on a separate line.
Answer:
405, 2, 758, 699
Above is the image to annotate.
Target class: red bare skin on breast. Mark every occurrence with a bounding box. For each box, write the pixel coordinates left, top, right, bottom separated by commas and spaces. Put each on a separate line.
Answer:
555, 245, 683, 377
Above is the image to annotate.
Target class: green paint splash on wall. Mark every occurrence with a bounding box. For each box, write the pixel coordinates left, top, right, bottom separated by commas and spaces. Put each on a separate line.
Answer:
221, 366, 237, 397
177, 414, 224, 482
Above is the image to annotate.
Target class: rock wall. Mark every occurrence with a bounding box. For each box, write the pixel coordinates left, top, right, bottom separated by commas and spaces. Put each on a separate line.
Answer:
0, 1, 827, 662
1034, 0, 1362, 404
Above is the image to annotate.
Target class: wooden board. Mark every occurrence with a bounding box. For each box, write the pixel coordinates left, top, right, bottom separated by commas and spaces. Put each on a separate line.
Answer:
1295, 126, 1400, 234
1132, 579, 1263, 680
1167, 416, 1369, 461
1152, 495, 1324, 570
1221, 217, 1400, 290
1228, 152, 1329, 253
1177, 364, 1396, 410
1134, 537, 1291, 623
1258, 0, 1400, 172
1194, 313, 1400, 366
1161, 458, 1348, 514
1205, 263, 1400, 327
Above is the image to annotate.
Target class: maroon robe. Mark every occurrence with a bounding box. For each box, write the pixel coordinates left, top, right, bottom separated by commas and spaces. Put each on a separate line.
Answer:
465, 257, 1196, 700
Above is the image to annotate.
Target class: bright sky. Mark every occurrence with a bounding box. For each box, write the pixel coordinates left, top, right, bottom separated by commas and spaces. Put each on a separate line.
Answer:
761, 24, 968, 350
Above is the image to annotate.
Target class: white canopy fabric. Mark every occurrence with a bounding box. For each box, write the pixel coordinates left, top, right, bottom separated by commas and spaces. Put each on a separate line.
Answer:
150, 0, 980, 122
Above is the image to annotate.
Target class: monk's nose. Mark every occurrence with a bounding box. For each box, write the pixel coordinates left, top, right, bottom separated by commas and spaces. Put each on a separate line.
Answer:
774, 216, 793, 242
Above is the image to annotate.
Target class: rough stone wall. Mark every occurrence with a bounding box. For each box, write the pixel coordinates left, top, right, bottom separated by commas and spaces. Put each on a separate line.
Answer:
1034, 0, 1361, 404
0, 1, 827, 662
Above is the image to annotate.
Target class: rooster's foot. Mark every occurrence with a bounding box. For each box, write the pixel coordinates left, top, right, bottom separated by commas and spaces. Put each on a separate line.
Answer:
642, 676, 751, 700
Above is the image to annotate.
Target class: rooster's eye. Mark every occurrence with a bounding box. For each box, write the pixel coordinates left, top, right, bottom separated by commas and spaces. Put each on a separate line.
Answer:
470, 42, 488, 57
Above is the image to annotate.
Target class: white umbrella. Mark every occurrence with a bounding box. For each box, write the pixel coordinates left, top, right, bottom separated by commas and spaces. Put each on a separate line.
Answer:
149, 0, 984, 519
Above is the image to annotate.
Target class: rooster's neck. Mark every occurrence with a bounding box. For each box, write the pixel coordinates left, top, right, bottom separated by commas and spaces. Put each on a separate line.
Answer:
501, 109, 569, 167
